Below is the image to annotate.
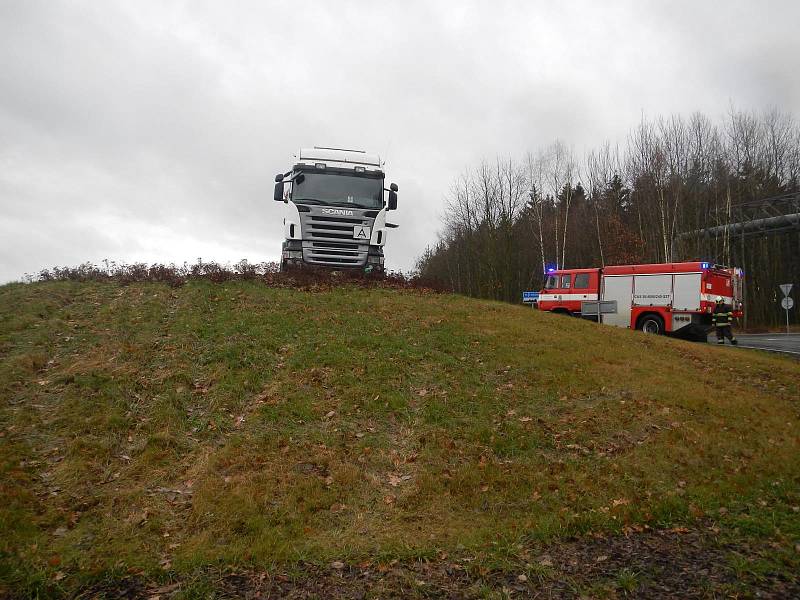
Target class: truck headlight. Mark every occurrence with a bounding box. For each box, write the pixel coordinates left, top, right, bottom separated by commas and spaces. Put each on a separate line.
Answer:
367, 255, 384, 265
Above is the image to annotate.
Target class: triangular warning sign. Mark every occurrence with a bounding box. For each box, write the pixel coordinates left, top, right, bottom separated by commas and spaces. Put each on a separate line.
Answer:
779, 283, 793, 297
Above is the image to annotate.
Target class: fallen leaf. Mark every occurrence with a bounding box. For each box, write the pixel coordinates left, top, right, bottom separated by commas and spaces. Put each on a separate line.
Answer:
689, 504, 704, 517
331, 560, 345, 570
670, 527, 690, 534
148, 583, 180, 596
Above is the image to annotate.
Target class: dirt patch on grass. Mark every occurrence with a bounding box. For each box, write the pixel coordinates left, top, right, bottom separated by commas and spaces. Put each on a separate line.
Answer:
68, 527, 798, 599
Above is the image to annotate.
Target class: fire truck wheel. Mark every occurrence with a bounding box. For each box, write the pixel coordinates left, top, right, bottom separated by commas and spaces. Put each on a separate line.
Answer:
637, 314, 665, 335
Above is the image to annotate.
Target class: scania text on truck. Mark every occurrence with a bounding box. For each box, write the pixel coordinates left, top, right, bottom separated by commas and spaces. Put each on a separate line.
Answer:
536, 261, 744, 339
274, 147, 399, 273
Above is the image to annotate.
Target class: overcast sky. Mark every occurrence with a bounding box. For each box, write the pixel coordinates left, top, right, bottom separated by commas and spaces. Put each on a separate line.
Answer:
2, 0, 799, 282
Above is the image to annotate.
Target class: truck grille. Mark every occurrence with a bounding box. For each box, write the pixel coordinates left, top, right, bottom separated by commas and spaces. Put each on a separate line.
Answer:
299, 210, 372, 267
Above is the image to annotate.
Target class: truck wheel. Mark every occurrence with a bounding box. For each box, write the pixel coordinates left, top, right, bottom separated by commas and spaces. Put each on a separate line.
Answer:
638, 314, 664, 335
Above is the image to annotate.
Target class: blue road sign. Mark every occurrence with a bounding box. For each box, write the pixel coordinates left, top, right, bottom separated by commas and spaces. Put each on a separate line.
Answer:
522, 291, 540, 303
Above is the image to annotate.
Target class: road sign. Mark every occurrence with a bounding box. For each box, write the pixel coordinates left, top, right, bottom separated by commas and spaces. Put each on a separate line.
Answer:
522, 291, 540, 304
782, 297, 794, 310
780, 283, 793, 297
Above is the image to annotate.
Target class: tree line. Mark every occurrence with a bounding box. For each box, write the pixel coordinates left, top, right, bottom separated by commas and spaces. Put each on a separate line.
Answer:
415, 108, 800, 327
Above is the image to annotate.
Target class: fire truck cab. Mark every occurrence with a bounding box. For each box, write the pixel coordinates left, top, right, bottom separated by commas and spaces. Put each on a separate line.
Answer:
537, 261, 744, 339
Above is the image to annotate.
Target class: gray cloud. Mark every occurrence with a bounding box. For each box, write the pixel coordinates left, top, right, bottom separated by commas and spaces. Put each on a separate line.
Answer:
2, 0, 799, 281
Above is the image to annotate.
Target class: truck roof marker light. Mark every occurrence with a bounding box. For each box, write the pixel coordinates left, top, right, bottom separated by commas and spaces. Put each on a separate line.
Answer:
354, 166, 365, 172
315, 163, 326, 169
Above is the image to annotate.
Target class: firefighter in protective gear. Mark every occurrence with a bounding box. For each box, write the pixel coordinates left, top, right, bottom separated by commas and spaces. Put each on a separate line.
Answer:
712, 296, 738, 345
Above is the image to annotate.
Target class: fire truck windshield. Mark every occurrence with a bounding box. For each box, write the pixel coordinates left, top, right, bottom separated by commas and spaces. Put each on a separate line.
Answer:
544, 275, 559, 289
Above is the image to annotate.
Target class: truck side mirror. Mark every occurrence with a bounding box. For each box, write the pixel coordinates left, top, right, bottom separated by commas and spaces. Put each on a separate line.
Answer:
387, 183, 398, 210
390, 183, 398, 192
274, 179, 284, 202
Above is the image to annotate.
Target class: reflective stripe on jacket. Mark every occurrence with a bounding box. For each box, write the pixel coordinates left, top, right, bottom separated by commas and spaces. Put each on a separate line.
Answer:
712, 304, 733, 325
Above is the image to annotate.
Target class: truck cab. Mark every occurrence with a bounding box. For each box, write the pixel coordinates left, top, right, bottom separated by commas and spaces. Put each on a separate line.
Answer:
274, 147, 399, 272
539, 268, 601, 316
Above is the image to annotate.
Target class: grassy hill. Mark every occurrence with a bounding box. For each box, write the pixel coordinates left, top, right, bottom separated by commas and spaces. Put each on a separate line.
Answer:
1, 280, 799, 598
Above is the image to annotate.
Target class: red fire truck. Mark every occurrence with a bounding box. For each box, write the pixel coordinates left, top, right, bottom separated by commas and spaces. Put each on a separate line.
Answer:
536, 261, 744, 339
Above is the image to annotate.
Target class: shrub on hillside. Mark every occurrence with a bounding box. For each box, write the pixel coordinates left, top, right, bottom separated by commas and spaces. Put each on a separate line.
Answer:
27, 259, 443, 291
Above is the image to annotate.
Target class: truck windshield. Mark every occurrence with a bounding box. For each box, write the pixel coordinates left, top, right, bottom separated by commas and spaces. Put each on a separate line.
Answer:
544, 275, 559, 289
292, 173, 384, 209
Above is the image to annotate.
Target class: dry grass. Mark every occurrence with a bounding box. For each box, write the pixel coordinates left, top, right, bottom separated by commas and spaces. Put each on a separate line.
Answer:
1, 280, 798, 597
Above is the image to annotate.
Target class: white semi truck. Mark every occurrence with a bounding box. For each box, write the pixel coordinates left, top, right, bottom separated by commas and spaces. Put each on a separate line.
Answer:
274, 147, 399, 273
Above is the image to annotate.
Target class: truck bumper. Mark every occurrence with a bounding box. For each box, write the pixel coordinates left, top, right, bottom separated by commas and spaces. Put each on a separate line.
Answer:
282, 240, 384, 273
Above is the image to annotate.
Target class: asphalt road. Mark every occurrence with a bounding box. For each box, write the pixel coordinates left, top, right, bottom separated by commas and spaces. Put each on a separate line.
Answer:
707, 332, 800, 356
